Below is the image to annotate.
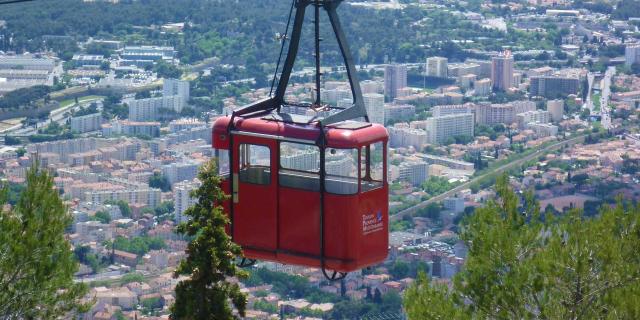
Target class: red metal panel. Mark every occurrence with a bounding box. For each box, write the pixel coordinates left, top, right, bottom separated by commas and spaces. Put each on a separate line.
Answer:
278, 188, 320, 257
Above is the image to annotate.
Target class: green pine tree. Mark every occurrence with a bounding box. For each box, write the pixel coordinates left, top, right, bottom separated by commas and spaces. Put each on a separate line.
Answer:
404, 174, 640, 319
171, 159, 247, 319
0, 165, 90, 318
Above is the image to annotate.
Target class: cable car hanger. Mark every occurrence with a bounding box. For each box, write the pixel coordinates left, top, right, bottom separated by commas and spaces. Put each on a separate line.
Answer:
231, 0, 370, 126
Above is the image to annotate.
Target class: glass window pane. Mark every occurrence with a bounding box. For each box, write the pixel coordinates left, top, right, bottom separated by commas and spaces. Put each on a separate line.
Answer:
325, 148, 358, 195
215, 149, 230, 177
280, 142, 320, 191
239, 144, 271, 185
362, 142, 384, 192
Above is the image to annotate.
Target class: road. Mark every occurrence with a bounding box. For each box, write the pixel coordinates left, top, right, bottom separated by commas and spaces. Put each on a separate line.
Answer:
390, 134, 587, 222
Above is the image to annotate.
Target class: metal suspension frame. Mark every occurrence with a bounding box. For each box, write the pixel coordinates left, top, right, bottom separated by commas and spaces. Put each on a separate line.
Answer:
231, 0, 369, 126
230, 0, 364, 281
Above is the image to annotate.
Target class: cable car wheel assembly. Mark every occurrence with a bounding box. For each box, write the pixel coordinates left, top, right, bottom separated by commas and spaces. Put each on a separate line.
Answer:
223, 0, 382, 282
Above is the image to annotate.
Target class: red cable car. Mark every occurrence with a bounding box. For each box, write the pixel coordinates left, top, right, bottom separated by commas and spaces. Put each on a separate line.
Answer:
212, 0, 388, 280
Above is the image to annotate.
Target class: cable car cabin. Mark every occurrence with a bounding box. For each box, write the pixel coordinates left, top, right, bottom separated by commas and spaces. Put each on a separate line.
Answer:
212, 114, 389, 273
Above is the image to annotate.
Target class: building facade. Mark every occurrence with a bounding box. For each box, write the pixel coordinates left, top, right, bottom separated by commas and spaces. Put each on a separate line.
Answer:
491, 52, 514, 91
384, 64, 407, 100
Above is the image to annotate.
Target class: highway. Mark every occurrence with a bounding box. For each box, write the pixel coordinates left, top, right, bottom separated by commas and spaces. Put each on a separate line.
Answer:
390, 133, 588, 222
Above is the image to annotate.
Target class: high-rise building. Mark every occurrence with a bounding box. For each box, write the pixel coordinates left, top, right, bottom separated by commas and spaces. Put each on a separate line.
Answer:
491, 51, 514, 91
384, 64, 407, 100
70, 113, 102, 133
127, 95, 185, 121
174, 180, 201, 223
625, 43, 640, 66
363, 93, 385, 125
529, 75, 579, 98
426, 57, 448, 78
388, 124, 428, 149
425, 113, 475, 145
163, 79, 190, 104
547, 99, 564, 123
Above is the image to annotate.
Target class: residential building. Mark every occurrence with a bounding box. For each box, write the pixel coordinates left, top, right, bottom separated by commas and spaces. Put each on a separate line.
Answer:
475, 101, 536, 125
491, 51, 514, 91
70, 113, 102, 133
384, 64, 407, 99
547, 99, 564, 123
448, 62, 480, 77
417, 154, 475, 171
526, 123, 559, 137
162, 161, 200, 184
517, 110, 551, 129
169, 118, 206, 133
127, 95, 185, 121
426, 57, 448, 78
174, 180, 200, 223
363, 93, 385, 125
384, 104, 415, 124
424, 113, 475, 145
102, 120, 161, 138
431, 103, 474, 118
529, 75, 580, 98
443, 197, 465, 213
398, 161, 429, 186
474, 78, 492, 96
625, 43, 640, 66
163, 78, 190, 104
86, 188, 161, 207
389, 125, 428, 149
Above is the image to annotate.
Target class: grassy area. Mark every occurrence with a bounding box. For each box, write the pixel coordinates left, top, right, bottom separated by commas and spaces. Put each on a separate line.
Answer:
58, 95, 105, 108
592, 93, 602, 112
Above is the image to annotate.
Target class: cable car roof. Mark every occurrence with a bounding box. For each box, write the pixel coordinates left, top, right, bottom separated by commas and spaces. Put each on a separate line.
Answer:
214, 114, 387, 149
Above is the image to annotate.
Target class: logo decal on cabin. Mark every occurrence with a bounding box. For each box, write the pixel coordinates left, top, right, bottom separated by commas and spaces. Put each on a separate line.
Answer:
363, 211, 384, 235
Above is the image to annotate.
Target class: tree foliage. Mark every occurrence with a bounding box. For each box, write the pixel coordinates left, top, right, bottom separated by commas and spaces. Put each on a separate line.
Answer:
171, 159, 247, 319
404, 174, 640, 319
0, 165, 90, 318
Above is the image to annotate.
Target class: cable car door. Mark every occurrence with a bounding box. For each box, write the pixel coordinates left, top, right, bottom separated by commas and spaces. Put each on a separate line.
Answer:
232, 135, 278, 256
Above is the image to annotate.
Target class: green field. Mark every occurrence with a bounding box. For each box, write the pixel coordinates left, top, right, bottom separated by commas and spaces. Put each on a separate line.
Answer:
592, 93, 602, 112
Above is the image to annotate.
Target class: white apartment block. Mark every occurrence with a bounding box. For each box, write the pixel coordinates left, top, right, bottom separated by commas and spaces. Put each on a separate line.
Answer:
86, 188, 161, 207
174, 180, 201, 223
384, 104, 415, 124
363, 93, 385, 125
526, 123, 559, 138
162, 161, 200, 184
163, 78, 190, 104
475, 101, 536, 125
431, 103, 474, 118
425, 113, 475, 145
360, 80, 383, 94
384, 64, 407, 99
70, 113, 102, 133
426, 57, 448, 78
389, 124, 428, 149
398, 161, 429, 186
127, 95, 185, 121
547, 99, 564, 123
625, 43, 640, 66
517, 110, 551, 129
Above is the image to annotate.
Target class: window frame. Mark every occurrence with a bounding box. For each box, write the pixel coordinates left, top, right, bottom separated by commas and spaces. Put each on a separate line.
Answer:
323, 147, 361, 195
278, 141, 321, 192
360, 141, 386, 193
238, 143, 272, 186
